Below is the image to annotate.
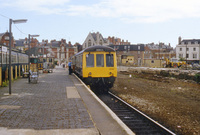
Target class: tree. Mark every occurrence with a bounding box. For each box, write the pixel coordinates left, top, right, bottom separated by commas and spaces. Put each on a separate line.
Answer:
179, 57, 186, 61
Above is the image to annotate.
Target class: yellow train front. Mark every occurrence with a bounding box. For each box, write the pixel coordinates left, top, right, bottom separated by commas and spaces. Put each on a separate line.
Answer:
72, 45, 117, 90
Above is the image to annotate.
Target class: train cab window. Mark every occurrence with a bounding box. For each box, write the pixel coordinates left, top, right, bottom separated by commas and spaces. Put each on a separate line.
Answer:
96, 54, 104, 67
86, 54, 94, 67
106, 54, 114, 67
30, 58, 38, 64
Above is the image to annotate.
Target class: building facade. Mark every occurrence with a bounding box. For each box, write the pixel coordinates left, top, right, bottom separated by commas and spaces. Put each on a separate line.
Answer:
176, 37, 200, 64
15, 39, 26, 51
82, 32, 131, 49
38, 39, 77, 65
0, 32, 15, 48
107, 36, 130, 45
82, 32, 108, 49
143, 42, 176, 67
109, 44, 145, 66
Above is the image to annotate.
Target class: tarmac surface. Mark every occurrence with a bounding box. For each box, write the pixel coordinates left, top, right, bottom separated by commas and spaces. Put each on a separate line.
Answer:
0, 66, 133, 135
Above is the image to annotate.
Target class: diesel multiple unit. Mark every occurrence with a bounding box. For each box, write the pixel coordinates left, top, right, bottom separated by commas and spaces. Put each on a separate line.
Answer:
72, 45, 117, 90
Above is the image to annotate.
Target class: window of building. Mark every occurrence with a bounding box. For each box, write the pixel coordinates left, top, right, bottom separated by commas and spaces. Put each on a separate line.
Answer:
122, 55, 127, 59
106, 54, 114, 67
124, 46, 127, 50
186, 48, 189, 51
96, 54, 104, 67
180, 48, 182, 51
86, 54, 94, 67
191, 41, 195, 44
49, 58, 52, 62
88, 39, 91, 47
186, 54, 189, 58
128, 46, 130, 51
193, 54, 197, 58
179, 54, 183, 58
193, 48, 196, 51
99, 40, 103, 45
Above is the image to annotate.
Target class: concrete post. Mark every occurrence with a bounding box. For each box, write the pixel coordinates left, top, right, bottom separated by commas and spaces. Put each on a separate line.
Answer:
18, 65, 21, 77
11, 66, 13, 81
15, 65, 17, 79
0, 67, 2, 86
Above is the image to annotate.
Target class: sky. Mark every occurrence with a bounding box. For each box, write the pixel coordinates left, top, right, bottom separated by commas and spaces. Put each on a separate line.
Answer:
1, 0, 200, 47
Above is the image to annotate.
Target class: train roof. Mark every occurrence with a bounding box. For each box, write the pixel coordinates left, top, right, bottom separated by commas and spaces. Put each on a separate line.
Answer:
84, 45, 115, 52
74, 45, 115, 57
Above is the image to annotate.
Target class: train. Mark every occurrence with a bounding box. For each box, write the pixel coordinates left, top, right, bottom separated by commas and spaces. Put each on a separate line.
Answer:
72, 45, 117, 90
0, 48, 28, 82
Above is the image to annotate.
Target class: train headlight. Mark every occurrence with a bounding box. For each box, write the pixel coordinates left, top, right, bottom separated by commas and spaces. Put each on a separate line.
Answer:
88, 72, 92, 77
109, 72, 113, 76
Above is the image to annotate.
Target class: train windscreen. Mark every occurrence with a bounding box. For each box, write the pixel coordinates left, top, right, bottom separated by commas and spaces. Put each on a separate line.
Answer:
106, 54, 114, 67
86, 54, 94, 67
96, 54, 104, 67
30, 58, 38, 64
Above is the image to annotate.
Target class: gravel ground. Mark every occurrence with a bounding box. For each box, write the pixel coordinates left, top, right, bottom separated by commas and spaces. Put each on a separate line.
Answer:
110, 71, 200, 135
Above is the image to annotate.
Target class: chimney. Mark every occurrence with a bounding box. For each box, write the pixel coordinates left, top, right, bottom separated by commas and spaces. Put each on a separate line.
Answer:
178, 36, 182, 45
68, 41, 71, 47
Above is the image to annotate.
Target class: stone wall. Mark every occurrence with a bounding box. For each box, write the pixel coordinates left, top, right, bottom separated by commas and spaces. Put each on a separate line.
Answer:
118, 66, 200, 83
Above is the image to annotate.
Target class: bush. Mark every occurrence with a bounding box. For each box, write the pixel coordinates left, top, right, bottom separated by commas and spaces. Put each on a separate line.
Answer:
195, 73, 200, 83
2, 81, 8, 87
160, 70, 170, 77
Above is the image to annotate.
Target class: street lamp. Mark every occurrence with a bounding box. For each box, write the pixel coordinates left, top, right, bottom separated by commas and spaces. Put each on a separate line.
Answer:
28, 34, 39, 83
9, 19, 27, 95
186, 44, 188, 70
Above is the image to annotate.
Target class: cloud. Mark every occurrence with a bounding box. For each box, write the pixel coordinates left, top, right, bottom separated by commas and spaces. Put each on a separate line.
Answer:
2, 0, 70, 15
67, 0, 200, 23
2, 0, 200, 23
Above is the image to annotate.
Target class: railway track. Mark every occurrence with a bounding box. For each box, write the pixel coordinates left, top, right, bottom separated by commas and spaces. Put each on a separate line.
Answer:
95, 91, 176, 135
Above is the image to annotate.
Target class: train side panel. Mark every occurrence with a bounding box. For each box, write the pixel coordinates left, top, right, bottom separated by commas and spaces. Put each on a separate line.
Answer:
73, 54, 83, 77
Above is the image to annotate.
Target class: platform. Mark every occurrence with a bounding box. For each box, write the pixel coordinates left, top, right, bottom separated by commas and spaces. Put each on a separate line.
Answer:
0, 66, 134, 135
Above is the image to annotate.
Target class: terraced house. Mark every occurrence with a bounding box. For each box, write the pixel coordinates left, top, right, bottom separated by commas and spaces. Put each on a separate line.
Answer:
176, 37, 200, 64
38, 39, 77, 65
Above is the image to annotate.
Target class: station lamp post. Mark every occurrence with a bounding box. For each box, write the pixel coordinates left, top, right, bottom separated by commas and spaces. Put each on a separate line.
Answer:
28, 34, 39, 83
9, 19, 27, 95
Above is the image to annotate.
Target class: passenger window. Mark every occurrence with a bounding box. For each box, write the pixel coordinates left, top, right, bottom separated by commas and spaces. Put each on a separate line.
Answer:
96, 54, 104, 67
106, 54, 114, 67
86, 54, 94, 67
